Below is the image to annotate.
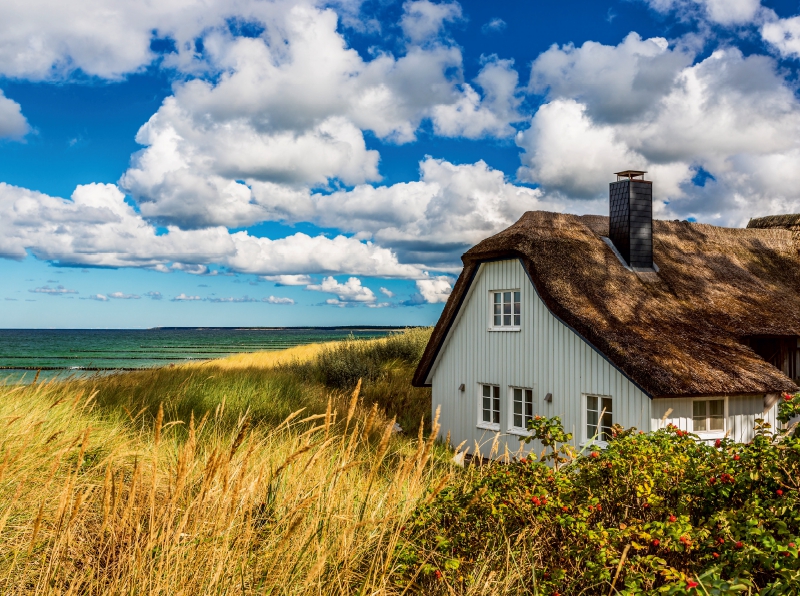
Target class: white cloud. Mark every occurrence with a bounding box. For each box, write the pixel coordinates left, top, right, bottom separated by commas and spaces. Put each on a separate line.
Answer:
145, 291, 163, 300
87, 294, 109, 301
400, 1, 462, 44
762, 15, 800, 59
29, 284, 77, 295
516, 39, 800, 225
172, 293, 201, 301
116, 4, 521, 230
0, 182, 427, 277
481, 18, 506, 34
207, 295, 257, 302
528, 33, 692, 124
264, 295, 295, 304
262, 274, 312, 286
0, 91, 29, 139
642, 0, 762, 26
108, 292, 140, 299
415, 275, 453, 303
306, 276, 376, 304
379, 287, 394, 297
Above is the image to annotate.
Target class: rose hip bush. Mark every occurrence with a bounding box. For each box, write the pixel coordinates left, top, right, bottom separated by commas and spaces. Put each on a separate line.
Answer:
394, 393, 800, 595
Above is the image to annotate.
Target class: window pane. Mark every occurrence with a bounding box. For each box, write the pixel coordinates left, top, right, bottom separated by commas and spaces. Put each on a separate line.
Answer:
503, 314, 511, 326
494, 293, 501, 304
601, 410, 612, 429
693, 416, 707, 432
483, 385, 491, 397
513, 303, 520, 314
587, 411, 598, 427
693, 400, 706, 418
483, 396, 490, 411
483, 409, 491, 423
513, 400, 522, 415
514, 413, 522, 428
513, 315, 520, 326
493, 409, 500, 424
514, 291, 520, 304
602, 397, 613, 414
587, 395, 598, 411
494, 304, 501, 315
493, 386, 500, 398
709, 416, 724, 432
709, 400, 724, 417
503, 291, 511, 303
494, 315, 501, 326
503, 302, 511, 315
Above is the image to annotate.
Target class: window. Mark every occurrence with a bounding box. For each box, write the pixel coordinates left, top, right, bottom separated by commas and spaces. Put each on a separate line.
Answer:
693, 399, 725, 433
586, 395, 613, 442
478, 384, 500, 430
491, 291, 520, 328
510, 387, 534, 434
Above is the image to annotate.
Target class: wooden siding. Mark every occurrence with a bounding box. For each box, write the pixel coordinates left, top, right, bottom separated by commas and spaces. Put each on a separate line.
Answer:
430, 258, 651, 460
650, 396, 779, 444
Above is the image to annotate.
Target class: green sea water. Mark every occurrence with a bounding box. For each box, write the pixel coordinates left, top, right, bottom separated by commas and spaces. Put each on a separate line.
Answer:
0, 327, 397, 384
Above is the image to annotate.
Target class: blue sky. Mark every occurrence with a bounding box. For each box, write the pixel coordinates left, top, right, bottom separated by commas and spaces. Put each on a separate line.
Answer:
1, 0, 800, 328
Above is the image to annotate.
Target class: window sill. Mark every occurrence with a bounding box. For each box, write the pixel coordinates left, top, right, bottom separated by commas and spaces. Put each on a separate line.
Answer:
507, 428, 532, 438
476, 423, 501, 432
694, 431, 726, 439
488, 326, 521, 332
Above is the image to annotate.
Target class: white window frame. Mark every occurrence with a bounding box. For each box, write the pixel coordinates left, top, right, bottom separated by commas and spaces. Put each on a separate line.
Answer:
477, 383, 501, 431
690, 397, 728, 439
508, 386, 535, 437
488, 289, 521, 331
581, 393, 613, 448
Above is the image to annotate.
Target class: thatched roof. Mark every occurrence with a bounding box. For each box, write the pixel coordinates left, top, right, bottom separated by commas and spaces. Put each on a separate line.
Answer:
413, 211, 800, 398
748, 214, 800, 236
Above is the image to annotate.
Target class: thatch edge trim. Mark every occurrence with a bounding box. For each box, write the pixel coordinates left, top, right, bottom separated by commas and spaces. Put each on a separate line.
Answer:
412, 254, 654, 399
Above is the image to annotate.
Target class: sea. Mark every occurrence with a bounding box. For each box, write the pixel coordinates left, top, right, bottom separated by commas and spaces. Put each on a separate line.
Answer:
0, 327, 398, 384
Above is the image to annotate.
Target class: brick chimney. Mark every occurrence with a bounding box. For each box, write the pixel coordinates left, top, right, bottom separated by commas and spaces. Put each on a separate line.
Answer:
609, 170, 653, 269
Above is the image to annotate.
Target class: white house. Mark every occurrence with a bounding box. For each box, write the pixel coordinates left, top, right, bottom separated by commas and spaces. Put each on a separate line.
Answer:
412, 171, 800, 459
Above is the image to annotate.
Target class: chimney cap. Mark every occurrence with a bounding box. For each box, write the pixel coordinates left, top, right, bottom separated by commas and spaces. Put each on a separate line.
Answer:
615, 170, 647, 181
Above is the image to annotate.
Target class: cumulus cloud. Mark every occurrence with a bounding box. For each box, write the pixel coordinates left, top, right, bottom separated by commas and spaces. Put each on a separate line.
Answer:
108, 292, 140, 299
306, 276, 376, 305
29, 284, 77, 295
400, 0, 462, 44
87, 294, 109, 301
517, 38, 800, 225
145, 291, 163, 300
264, 295, 295, 304
641, 0, 762, 26
379, 287, 395, 297
0, 91, 29, 139
762, 15, 800, 59
117, 4, 521, 230
0, 182, 427, 277
172, 293, 201, 301
415, 276, 454, 303
262, 274, 312, 286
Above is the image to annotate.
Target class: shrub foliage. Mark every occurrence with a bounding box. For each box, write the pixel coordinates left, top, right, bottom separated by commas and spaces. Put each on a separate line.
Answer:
396, 392, 800, 595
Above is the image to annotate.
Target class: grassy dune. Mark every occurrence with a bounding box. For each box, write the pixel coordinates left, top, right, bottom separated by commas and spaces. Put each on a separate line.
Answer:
0, 328, 459, 595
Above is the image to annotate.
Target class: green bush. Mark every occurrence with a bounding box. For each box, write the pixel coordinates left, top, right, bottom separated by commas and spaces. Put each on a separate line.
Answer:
395, 392, 800, 595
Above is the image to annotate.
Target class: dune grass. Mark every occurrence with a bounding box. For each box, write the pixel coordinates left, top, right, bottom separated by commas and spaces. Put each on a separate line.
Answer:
0, 328, 463, 594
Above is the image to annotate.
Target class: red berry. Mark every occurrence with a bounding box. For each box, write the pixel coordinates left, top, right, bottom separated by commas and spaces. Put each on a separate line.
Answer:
652, 539, 660, 546
735, 541, 743, 549
590, 451, 599, 458
790, 542, 796, 548
717, 537, 725, 544
733, 454, 740, 461
712, 552, 719, 558
435, 570, 442, 579
643, 503, 650, 508
784, 393, 793, 401
785, 552, 791, 557
541, 497, 548, 505
687, 580, 698, 589
669, 515, 677, 522
588, 505, 594, 512
714, 439, 721, 448
777, 489, 784, 496
562, 506, 569, 512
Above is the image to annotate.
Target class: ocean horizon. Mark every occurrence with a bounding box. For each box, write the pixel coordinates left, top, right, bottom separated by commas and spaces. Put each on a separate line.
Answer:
0, 327, 405, 384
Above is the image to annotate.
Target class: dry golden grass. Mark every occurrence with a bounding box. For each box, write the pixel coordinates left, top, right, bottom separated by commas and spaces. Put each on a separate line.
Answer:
0, 376, 450, 595
185, 341, 336, 371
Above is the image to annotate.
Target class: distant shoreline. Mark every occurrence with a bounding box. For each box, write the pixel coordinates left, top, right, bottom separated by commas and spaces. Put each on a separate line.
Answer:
0, 326, 416, 331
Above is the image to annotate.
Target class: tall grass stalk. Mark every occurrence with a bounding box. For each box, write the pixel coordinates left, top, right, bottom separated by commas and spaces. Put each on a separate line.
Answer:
0, 376, 448, 594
